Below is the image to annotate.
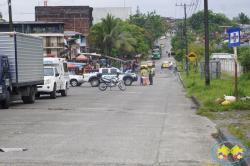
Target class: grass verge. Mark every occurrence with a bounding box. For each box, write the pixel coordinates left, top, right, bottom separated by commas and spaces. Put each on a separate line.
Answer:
179, 69, 250, 149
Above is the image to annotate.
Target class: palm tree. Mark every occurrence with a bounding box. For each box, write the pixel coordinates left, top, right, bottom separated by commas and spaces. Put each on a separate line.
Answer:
89, 14, 136, 57
101, 14, 119, 56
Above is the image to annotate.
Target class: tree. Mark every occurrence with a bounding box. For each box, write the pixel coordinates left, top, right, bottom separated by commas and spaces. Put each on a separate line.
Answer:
188, 10, 232, 35
88, 14, 147, 58
238, 47, 250, 72
233, 12, 250, 24
129, 11, 167, 46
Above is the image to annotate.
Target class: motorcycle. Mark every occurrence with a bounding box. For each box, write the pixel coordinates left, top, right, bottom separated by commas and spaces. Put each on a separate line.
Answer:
98, 74, 126, 91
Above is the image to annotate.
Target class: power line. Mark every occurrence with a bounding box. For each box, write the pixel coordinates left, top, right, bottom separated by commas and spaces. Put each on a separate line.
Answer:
176, 2, 194, 76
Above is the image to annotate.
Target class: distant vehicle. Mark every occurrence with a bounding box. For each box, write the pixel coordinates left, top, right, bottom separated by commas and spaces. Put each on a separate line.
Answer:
37, 58, 69, 99
83, 67, 138, 87
151, 46, 162, 59
161, 61, 173, 69
69, 72, 84, 87
146, 61, 156, 68
67, 62, 85, 87
0, 32, 44, 109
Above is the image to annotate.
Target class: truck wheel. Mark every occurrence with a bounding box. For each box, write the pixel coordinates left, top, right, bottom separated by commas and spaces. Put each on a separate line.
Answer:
22, 87, 35, 104
61, 84, 68, 97
50, 84, 56, 99
35, 93, 40, 99
70, 79, 78, 87
90, 78, 99, 87
1, 90, 10, 109
124, 77, 132, 86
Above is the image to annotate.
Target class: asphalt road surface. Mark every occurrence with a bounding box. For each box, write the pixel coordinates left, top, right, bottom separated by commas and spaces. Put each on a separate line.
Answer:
0, 37, 218, 166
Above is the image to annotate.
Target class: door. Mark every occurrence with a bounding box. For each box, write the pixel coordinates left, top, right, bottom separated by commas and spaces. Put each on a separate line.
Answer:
54, 68, 61, 90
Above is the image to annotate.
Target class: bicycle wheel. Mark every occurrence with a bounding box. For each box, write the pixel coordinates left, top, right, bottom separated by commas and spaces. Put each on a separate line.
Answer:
99, 82, 107, 91
118, 81, 126, 91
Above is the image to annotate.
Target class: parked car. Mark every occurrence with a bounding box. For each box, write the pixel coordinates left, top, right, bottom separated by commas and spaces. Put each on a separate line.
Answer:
69, 72, 84, 87
83, 67, 138, 87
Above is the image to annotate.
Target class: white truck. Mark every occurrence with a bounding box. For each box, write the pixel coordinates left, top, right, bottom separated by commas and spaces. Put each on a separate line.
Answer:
36, 58, 69, 99
83, 67, 138, 87
0, 32, 44, 108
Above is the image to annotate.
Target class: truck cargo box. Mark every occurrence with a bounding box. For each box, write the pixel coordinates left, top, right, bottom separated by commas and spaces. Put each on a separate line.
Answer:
0, 32, 44, 86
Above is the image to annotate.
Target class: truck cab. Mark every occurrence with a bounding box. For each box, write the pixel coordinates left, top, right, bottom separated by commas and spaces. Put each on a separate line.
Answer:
0, 56, 11, 108
36, 58, 69, 99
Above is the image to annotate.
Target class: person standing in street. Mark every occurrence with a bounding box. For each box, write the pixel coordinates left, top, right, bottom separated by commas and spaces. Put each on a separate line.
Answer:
140, 66, 148, 86
148, 67, 155, 85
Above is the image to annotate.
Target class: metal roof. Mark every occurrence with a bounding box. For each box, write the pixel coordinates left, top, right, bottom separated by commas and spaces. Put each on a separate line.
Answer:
211, 53, 234, 59
0, 21, 64, 25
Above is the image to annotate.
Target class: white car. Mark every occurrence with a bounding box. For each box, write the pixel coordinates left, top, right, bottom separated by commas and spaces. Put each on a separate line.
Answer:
69, 73, 84, 87
83, 67, 138, 87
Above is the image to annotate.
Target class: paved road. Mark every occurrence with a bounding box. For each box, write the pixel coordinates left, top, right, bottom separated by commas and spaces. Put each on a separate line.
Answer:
0, 38, 217, 166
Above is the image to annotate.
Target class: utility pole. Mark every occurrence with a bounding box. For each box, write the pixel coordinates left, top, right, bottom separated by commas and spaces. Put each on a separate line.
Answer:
176, 3, 193, 76
8, 0, 13, 32
204, 0, 210, 86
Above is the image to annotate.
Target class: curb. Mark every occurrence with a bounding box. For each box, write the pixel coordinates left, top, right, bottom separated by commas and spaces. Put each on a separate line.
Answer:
177, 72, 185, 88
177, 71, 249, 165
177, 72, 201, 108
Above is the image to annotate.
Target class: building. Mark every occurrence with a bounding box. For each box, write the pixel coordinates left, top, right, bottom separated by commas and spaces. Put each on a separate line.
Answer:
93, 7, 131, 24
163, 17, 179, 36
35, 6, 93, 36
64, 31, 87, 59
211, 53, 242, 75
0, 21, 65, 57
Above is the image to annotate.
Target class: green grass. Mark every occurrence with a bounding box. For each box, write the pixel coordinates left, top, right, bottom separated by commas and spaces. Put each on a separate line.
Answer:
228, 124, 250, 149
180, 68, 250, 149
180, 71, 250, 113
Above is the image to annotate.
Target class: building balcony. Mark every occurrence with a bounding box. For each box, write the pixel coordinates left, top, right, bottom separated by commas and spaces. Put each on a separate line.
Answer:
44, 43, 65, 48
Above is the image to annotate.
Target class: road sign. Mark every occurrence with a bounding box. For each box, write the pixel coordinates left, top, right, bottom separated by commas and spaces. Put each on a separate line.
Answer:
187, 52, 197, 62
228, 27, 241, 47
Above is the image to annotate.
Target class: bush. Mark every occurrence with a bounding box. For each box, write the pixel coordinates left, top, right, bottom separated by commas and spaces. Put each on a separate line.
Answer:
238, 47, 250, 72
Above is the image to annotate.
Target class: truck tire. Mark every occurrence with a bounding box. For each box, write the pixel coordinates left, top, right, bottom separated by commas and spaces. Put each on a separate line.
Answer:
123, 77, 133, 86
50, 84, 56, 99
35, 93, 40, 99
70, 79, 78, 87
22, 87, 35, 104
61, 84, 68, 97
1, 90, 10, 109
90, 78, 99, 87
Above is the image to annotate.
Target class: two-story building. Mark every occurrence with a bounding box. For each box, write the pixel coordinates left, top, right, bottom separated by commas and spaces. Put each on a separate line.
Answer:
0, 21, 65, 57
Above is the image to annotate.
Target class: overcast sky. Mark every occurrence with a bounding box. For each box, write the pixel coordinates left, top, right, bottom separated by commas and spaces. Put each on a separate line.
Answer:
0, 0, 250, 21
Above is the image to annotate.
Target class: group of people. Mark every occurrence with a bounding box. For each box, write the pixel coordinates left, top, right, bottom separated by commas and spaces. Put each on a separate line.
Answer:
140, 66, 155, 86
